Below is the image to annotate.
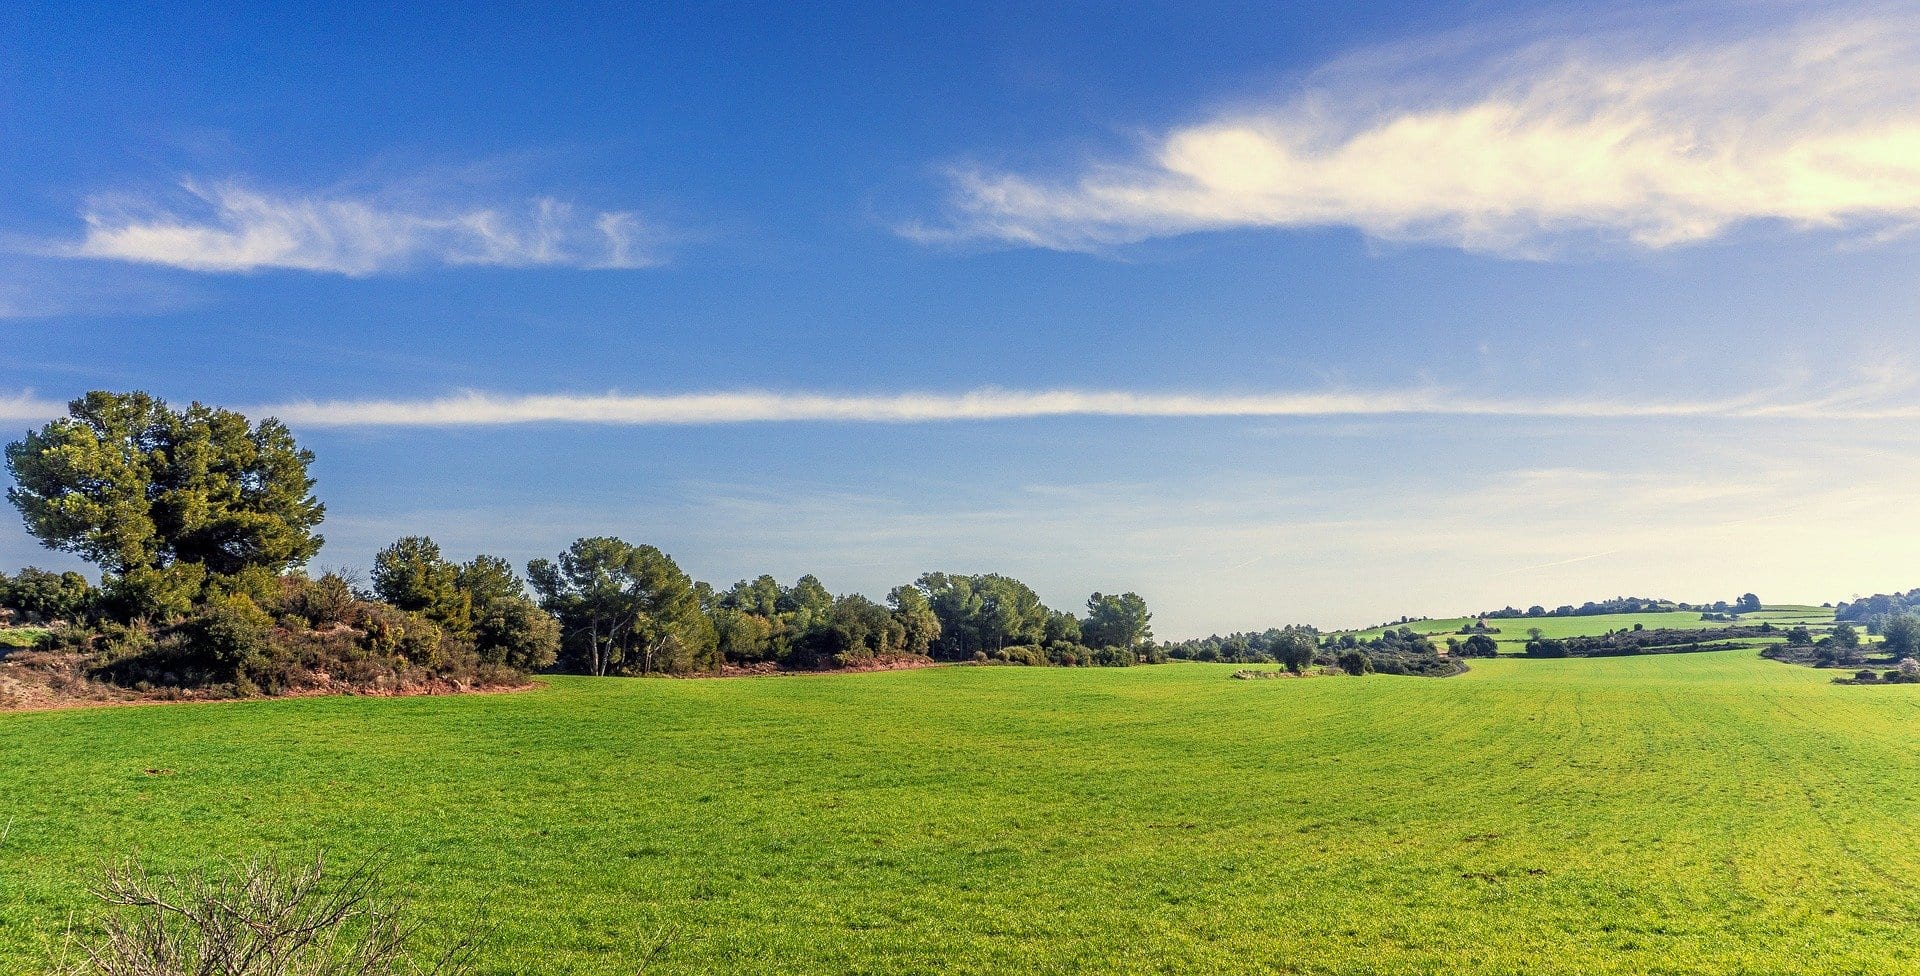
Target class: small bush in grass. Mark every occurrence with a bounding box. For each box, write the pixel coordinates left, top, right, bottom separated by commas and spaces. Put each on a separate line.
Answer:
1337, 649, 1372, 675
60, 854, 469, 976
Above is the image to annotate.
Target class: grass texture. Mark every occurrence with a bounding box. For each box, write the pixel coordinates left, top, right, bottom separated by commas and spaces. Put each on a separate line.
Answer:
2, 640, 1916, 973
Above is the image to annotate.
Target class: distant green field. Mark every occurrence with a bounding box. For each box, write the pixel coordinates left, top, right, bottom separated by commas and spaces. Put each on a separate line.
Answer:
1741, 606, 1835, 622
1348, 606, 1837, 651
3, 651, 1919, 974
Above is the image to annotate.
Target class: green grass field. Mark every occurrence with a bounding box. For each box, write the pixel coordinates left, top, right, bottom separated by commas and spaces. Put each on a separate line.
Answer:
1348, 606, 1838, 652
4, 649, 1918, 974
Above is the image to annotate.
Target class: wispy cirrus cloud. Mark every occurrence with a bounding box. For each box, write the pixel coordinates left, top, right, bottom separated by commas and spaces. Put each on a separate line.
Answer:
58, 179, 657, 275
912, 6, 1920, 256
244, 378, 1920, 426
4, 371, 1917, 428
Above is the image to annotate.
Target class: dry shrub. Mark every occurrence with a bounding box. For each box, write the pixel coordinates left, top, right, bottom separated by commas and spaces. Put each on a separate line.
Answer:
60, 854, 470, 976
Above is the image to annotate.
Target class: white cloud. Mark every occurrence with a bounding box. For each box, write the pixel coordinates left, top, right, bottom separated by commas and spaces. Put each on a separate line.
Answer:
63, 179, 657, 275
917, 7, 1920, 256
254, 379, 1920, 426
0, 393, 66, 424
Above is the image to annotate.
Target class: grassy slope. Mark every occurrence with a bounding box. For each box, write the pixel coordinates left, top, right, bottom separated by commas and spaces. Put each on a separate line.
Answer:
4, 654, 1919, 974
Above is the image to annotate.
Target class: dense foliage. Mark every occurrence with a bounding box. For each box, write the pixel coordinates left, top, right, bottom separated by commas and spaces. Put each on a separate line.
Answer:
0, 567, 93, 624
1, 393, 556, 698
84, 573, 533, 695
6, 391, 325, 621
523, 555, 1161, 675
1162, 628, 1319, 666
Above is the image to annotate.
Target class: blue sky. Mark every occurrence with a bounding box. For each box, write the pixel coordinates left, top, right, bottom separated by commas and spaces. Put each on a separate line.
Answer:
5, 1, 1920, 635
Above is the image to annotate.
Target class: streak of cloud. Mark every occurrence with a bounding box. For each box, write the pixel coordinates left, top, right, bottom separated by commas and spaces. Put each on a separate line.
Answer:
250, 382, 1920, 426
58, 179, 657, 275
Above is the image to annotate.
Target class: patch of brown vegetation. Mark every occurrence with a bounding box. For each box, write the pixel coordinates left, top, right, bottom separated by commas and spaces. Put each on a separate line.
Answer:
0, 647, 534, 714
713, 654, 940, 678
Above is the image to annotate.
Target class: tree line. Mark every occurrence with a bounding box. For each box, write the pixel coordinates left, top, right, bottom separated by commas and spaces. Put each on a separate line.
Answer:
1836, 588, 1920, 628
0, 391, 1157, 695
373, 533, 1160, 675
1479, 593, 1761, 619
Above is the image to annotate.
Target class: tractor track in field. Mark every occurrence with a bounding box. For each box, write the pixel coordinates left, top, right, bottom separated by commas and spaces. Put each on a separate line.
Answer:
1741, 692, 1911, 902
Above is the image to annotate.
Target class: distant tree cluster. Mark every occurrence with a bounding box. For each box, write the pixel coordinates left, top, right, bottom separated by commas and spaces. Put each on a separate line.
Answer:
1840, 656, 1920, 684
1881, 615, 1920, 658
0, 566, 93, 624
83, 570, 548, 695
522, 542, 1159, 675
1162, 628, 1319, 670
1835, 589, 1920, 628
1481, 593, 1760, 619
1166, 625, 1463, 677
1327, 627, 1465, 676
1481, 597, 1671, 619
1766, 618, 1919, 670
1454, 634, 1500, 657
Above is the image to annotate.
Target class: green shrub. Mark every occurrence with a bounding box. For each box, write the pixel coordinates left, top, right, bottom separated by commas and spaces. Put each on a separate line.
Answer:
94, 621, 157, 662
1001, 645, 1048, 666
472, 597, 560, 672
90, 598, 257, 692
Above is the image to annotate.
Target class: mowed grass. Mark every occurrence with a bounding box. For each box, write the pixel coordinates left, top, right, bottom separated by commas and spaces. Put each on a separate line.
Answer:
5, 653, 1920, 974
